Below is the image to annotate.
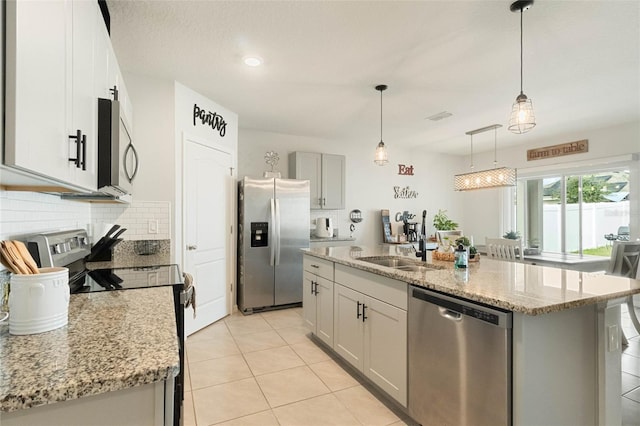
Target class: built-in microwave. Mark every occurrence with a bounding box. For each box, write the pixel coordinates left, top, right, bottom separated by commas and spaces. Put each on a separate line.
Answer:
97, 93, 138, 196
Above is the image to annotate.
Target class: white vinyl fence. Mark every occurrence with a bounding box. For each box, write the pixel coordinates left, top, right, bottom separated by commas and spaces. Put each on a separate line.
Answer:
543, 201, 630, 253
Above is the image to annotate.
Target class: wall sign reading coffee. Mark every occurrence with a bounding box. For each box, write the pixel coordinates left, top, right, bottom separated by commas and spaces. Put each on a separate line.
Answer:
398, 164, 414, 175
193, 103, 227, 137
394, 186, 418, 199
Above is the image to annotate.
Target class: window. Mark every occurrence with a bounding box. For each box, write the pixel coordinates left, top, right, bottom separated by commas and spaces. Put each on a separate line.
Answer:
516, 169, 630, 257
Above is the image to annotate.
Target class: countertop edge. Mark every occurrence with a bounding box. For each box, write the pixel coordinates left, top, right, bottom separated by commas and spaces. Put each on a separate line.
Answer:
302, 250, 639, 316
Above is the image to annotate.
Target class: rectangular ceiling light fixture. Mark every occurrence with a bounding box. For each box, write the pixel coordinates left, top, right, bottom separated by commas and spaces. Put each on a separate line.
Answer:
454, 124, 517, 191
454, 167, 517, 191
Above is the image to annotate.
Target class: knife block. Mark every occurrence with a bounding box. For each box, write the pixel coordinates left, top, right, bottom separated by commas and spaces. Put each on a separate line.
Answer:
89, 247, 114, 262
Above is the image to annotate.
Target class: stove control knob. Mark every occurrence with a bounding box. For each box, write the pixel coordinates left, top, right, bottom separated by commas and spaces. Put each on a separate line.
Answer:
54, 244, 63, 254
63, 242, 71, 252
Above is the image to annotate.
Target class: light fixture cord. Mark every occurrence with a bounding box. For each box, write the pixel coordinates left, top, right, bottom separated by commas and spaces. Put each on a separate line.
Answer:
470, 134, 474, 170
380, 89, 383, 142
493, 127, 498, 168
520, 8, 524, 94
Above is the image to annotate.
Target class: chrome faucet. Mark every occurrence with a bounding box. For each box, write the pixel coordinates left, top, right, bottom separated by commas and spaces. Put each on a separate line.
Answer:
415, 210, 427, 262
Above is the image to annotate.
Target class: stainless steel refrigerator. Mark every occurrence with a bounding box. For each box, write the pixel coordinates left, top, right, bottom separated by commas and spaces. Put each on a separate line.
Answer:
237, 177, 310, 314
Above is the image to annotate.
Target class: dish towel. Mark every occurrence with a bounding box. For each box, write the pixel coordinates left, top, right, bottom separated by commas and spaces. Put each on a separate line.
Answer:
183, 272, 197, 318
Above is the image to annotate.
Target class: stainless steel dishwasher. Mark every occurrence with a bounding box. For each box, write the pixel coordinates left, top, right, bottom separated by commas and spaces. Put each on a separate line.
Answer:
408, 286, 512, 426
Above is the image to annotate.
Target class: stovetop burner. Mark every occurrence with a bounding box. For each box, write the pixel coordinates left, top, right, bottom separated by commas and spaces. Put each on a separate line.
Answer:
71, 264, 182, 294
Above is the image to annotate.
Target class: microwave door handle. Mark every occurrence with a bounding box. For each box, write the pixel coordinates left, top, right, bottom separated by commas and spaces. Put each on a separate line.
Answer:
124, 143, 139, 183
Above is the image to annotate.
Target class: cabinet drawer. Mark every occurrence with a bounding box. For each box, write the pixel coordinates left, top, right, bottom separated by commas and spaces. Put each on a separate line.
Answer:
304, 256, 334, 280
334, 264, 407, 310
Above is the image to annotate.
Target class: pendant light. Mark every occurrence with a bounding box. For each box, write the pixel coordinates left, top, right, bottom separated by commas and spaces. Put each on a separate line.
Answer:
454, 124, 517, 191
374, 84, 389, 166
508, 0, 536, 134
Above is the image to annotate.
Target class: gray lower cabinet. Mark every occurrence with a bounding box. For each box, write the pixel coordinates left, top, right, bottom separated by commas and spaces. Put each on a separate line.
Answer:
303, 256, 408, 406
303, 256, 334, 347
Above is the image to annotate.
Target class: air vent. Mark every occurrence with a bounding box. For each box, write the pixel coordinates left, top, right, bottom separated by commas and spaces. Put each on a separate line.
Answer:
426, 111, 453, 121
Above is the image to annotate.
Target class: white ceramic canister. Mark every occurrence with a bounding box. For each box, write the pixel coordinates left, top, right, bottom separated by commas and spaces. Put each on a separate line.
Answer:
8, 267, 69, 335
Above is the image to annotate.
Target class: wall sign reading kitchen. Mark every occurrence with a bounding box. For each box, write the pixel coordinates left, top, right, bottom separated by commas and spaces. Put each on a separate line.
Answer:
193, 103, 227, 137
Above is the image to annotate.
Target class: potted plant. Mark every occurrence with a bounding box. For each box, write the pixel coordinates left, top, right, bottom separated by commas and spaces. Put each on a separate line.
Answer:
503, 230, 521, 240
433, 209, 459, 231
455, 236, 479, 261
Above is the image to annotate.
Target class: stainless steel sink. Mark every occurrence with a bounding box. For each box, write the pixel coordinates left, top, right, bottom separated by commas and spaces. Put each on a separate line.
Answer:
359, 256, 442, 271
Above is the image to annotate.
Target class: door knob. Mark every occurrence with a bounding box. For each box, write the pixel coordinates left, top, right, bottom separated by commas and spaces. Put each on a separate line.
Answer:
186, 245, 198, 251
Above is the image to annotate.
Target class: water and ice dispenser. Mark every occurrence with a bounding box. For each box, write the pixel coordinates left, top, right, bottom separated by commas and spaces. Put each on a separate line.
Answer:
250, 222, 269, 247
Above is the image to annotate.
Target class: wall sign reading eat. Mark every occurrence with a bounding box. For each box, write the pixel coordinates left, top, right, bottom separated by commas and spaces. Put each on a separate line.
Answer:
193, 103, 227, 137
398, 164, 414, 175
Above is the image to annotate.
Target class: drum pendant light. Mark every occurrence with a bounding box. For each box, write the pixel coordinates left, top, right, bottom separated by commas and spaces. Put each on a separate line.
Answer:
508, 0, 536, 134
374, 84, 389, 166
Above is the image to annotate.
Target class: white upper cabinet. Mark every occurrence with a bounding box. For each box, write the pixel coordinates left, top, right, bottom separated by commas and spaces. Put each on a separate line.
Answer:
289, 152, 345, 210
4, 0, 130, 193
5, 0, 74, 186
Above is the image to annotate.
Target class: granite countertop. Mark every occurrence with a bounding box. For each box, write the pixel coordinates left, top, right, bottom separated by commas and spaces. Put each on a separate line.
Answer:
0, 287, 179, 413
310, 236, 356, 242
303, 245, 640, 316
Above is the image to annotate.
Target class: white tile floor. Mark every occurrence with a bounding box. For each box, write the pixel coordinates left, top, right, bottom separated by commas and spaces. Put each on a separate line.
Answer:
183, 307, 408, 426
183, 304, 640, 426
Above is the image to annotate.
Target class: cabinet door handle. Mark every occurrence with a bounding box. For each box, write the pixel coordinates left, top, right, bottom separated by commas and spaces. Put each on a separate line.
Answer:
314, 282, 319, 295
311, 281, 315, 294
310, 264, 319, 269
68, 130, 82, 168
357, 301, 362, 319
80, 133, 87, 171
322, 197, 326, 206
110, 85, 119, 101
362, 304, 368, 322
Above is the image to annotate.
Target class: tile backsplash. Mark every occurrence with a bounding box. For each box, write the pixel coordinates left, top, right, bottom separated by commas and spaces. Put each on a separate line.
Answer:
0, 190, 170, 243
0, 190, 91, 241
91, 201, 171, 241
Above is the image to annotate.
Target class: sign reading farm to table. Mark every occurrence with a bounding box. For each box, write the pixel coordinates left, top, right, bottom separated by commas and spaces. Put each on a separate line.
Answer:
193, 103, 227, 137
527, 139, 588, 161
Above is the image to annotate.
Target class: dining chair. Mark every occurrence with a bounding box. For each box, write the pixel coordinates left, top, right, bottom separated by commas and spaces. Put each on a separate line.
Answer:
485, 237, 524, 260
606, 241, 640, 345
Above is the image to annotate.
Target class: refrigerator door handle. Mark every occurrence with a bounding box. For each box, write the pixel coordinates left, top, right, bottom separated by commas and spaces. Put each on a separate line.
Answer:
275, 198, 281, 265
270, 198, 276, 266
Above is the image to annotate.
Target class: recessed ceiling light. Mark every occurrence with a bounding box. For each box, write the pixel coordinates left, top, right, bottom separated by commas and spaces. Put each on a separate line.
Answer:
243, 56, 263, 67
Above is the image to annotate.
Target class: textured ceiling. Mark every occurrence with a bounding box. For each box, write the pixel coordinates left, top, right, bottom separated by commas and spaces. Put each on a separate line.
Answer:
107, 0, 640, 155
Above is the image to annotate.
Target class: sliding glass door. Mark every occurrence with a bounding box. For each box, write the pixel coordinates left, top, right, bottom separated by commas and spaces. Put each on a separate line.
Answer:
517, 170, 630, 257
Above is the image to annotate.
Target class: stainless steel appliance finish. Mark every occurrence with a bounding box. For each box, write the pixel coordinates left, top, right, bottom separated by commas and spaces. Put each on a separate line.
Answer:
237, 177, 310, 313
408, 286, 512, 426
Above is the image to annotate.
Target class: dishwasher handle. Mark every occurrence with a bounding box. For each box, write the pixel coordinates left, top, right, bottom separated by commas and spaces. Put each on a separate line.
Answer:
439, 307, 462, 322
411, 286, 512, 328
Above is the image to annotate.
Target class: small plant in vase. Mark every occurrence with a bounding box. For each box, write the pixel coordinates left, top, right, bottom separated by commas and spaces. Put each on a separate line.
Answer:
503, 230, 521, 240
433, 209, 459, 231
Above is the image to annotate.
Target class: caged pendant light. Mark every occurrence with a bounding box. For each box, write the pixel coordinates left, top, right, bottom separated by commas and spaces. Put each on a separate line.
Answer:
508, 0, 536, 134
373, 84, 389, 166
454, 124, 517, 191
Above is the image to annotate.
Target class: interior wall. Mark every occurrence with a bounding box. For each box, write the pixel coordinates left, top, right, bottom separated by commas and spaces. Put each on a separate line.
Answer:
238, 129, 466, 247
457, 121, 640, 243
122, 73, 176, 203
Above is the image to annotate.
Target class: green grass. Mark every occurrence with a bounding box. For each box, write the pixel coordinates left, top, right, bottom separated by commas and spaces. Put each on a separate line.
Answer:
570, 246, 611, 257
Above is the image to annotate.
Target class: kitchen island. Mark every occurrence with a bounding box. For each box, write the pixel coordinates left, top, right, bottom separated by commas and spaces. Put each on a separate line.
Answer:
0, 286, 179, 425
303, 245, 640, 426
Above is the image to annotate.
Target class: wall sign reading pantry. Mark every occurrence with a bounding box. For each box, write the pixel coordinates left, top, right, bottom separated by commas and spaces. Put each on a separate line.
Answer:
193, 104, 227, 137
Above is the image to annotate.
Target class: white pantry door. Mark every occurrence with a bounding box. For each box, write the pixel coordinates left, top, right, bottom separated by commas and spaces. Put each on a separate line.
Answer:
184, 136, 232, 336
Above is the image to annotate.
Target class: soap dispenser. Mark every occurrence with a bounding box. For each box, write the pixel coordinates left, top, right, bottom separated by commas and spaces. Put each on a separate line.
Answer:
454, 244, 468, 269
